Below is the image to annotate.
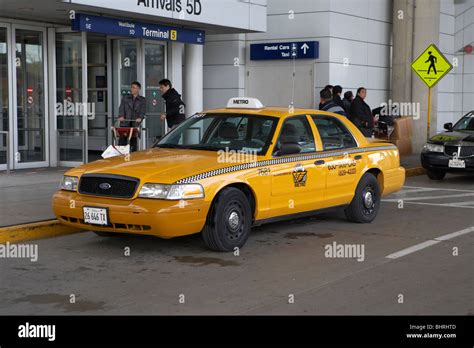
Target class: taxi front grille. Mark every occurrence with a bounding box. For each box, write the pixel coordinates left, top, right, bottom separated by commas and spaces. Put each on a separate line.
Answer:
78, 174, 140, 198
444, 145, 474, 158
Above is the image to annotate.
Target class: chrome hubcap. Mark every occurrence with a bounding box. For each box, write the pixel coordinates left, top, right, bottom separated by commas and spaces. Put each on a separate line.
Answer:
363, 191, 374, 209
228, 211, 240, 230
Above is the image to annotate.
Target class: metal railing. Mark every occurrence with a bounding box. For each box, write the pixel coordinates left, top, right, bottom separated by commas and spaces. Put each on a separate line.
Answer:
0, 131, 10, 174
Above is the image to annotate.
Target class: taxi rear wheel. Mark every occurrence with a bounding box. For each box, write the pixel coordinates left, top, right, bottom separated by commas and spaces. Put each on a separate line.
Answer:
202, 187, 252, 252
345, 173, 381, 223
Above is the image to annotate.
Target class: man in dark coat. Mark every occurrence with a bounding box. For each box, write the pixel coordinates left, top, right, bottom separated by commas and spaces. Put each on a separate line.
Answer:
342, 91, 354, 116
118, 81, 146, 152
159, 79, 186, 131
332, 85, 345, 110
349, 87, 374, 137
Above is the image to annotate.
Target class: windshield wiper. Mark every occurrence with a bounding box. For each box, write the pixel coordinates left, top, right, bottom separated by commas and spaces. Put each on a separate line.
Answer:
185, 145, 224, 151
154, 144, 185, 149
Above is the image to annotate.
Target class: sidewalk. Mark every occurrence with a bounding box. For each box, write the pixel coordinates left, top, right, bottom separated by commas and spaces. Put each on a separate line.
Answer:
0, 167, 68, 227
1, 154, 423, 228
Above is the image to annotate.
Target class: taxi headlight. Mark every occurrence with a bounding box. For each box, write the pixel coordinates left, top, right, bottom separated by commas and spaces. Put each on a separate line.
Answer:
423, 143, 444, 153
138, 183, 204, 200
60, 176, 79, 191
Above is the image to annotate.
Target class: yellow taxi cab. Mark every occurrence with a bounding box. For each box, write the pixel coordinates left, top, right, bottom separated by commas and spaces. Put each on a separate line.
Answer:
53, 98, 405, 251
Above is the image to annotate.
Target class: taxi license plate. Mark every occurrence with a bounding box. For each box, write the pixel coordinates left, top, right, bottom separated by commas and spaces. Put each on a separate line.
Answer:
83, 207, 108, 226
448, 158, 466, 168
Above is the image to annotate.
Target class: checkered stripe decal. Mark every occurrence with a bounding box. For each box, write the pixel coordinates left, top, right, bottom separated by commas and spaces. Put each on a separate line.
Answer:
175, 146, 397, 184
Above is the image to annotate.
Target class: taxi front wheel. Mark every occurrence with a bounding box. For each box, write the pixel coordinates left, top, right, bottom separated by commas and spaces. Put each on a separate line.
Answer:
345, 173, 381, 223
202, 187, 252, 252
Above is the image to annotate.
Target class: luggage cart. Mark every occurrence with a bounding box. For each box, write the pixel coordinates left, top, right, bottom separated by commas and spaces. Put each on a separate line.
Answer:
111, 119, 142, 154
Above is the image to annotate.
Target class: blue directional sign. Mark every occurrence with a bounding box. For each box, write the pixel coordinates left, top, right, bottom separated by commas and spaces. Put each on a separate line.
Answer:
250, 41, 319, 60
71, 13, 205, 45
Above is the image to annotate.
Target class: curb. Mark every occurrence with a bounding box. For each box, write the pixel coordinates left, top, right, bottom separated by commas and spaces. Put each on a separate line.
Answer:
0, 220, 84, 244
405, 166, 426, 177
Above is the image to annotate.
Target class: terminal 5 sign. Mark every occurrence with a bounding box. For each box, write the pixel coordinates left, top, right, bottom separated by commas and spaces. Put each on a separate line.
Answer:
64, 0, 267, 31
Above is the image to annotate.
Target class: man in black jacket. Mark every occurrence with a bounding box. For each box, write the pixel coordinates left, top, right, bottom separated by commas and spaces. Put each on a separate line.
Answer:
332, 85, 345, 110
159, 79, 186, 131
342, 91, 354, 116
349, 87, 374, 137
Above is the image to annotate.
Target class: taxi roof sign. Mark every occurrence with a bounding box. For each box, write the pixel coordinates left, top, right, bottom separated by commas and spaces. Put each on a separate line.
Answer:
227, 97, 265, 109
411, 44, 453, 88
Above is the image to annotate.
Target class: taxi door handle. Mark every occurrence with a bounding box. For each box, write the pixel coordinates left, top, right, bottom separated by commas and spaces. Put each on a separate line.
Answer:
314, 160, 325, 166
354, 155, 362, 160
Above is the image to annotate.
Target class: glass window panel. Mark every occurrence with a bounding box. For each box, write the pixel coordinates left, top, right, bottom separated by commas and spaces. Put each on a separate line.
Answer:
16, 29, 45, 163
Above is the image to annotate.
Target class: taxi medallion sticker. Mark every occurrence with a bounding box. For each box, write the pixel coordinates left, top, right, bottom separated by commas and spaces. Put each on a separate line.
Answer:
292, 164, 307, 187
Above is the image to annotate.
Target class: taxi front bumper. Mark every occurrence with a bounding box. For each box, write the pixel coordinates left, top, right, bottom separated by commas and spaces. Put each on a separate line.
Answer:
52, 190, 210, 238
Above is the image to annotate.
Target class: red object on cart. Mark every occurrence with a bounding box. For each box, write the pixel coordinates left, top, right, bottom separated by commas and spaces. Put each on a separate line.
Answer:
111, 119, 142, 147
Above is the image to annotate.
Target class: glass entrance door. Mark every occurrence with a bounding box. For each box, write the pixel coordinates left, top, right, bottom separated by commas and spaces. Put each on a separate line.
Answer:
0, 25, 10, 171
12, 26, 48, 168
113, 39, 166, 150
144, 42, 166, 147
56, 31, 85, 165
87, 34, 109, 162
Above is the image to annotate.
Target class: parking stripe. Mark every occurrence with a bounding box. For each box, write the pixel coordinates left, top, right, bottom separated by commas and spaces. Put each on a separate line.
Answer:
385, 226, 474, 259
391, 201, 474, 209
383, 193, 474, 202
402, 185, 474, 193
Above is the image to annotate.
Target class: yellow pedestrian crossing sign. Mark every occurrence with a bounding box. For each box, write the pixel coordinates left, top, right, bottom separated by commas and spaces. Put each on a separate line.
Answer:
411, 44, 453, 88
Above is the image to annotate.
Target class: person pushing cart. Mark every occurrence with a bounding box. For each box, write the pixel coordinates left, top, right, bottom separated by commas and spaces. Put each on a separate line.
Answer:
117, 81, 146, 152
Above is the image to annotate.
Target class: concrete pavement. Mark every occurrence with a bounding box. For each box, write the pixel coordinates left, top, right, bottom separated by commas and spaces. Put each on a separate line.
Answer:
0, 174, 472, 315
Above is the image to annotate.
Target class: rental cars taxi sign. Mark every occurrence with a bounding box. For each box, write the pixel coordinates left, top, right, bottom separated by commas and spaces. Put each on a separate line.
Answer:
411, 44, 453, 88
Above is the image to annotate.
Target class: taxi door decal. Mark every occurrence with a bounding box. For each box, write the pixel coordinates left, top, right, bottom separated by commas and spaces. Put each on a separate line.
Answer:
174, 146, 396, 184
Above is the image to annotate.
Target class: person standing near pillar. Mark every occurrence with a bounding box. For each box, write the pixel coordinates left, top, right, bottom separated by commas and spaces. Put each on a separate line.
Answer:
159, 79, 186, 132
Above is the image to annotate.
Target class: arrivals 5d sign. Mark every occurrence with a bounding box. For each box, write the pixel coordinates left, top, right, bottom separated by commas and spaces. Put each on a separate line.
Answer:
64, 0, 267, 31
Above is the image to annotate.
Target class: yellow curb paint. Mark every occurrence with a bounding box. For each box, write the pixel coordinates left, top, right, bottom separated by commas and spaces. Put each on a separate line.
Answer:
405, 167, 426, 177
0, 220, 84, 244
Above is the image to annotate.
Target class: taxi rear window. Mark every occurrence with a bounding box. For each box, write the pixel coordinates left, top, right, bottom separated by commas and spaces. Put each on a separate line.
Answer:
156, 113, 279, 156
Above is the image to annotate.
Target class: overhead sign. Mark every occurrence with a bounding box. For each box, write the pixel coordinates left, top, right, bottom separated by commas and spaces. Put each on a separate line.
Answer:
250, 41, 319, 61
65, 0, 266, 32
411, 44, 452, 88
71, 13, 205, 45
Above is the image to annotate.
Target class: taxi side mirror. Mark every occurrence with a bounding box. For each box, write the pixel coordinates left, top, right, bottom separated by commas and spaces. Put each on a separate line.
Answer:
443, 122, 453, 131
279, 143, 301, 156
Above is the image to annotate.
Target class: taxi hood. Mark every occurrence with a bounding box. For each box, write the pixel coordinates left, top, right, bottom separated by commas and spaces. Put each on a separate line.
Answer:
65, 148, 250, 184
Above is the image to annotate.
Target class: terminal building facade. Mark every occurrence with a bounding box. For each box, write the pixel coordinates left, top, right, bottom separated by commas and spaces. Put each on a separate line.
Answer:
0, 0, 473, 171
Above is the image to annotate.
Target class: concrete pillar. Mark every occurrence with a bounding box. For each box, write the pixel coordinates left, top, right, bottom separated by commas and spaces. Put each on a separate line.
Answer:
184, 44, 203, 117
411, 0, 440, 152
392, 0, 415, 103
168, 42, 184, 95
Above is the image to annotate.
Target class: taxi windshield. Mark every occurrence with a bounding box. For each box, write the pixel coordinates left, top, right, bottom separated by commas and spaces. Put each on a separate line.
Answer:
155, 113, 278, 155
453, 111, 474, 131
